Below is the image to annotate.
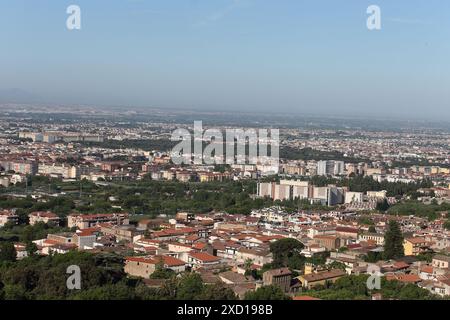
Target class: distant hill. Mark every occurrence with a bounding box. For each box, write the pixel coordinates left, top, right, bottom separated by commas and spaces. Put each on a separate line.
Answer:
0, 88, 43, 103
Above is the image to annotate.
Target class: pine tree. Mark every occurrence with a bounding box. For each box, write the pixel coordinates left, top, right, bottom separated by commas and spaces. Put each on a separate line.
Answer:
383, 220, 404, 259
0, 242, 17, 262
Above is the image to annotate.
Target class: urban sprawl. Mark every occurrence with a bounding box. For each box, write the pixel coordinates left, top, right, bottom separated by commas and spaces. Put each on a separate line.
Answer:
0, 107, 449, 300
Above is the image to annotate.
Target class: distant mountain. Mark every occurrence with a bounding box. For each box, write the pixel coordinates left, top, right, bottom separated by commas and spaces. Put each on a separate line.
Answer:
0, 88, 44, 103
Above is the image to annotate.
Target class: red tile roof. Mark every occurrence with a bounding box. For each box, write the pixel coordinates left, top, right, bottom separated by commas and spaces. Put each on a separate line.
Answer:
189, 252, 220, 262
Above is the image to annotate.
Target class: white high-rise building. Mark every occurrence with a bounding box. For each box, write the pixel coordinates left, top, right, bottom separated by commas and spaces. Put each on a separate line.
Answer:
333, 161, 345, 175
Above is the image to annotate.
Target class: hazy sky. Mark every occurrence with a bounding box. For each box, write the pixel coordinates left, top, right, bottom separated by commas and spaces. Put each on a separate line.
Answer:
0, 0, 449, 119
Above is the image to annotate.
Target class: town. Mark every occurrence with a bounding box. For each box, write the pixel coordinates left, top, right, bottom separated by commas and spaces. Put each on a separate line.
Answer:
0, 107, 449, 300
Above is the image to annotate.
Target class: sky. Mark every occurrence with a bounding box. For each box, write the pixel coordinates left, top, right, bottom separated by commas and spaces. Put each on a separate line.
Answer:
0, 0, 449, 120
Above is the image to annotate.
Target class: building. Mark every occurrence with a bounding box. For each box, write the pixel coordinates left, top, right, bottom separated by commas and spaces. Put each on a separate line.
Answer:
124, 255, 186, 278
403, 237, 430, 256
67, 213, 129, 229
73, 231, 97, 249
317, 160, 334, 176
263, 267, 292, 293
298, 269, 346, 289
18, 131, 43, 142
344, 191, 364, 204
2, 160, 38, 175
29, 211, 60, 226
236, 247, 273, 266
100, 223, 144, 242
359, 233, 385, 245
187, 252, 221, 269
333, 161, 345, 175
367, 190, 387, 199
311, 186, 344, 206
0, 210, 19, 227
38, 163, 79, 179
313, 235, 341, 250
432, 255, 450, 269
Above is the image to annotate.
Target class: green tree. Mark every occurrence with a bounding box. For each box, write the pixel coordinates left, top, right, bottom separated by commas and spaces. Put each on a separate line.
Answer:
383, 220, 404, 259
244, 285, 291, 300
150, 261, 175, 280
444, 220, 450, 230
376, 199, 390, 212
25, 242, 38, 257
176, 273, 204, 300
201, 283, 237, 300
0, 242, 17, 262
270, 238, 304, 268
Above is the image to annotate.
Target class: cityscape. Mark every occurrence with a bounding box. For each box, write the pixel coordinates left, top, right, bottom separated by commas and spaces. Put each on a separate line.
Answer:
0, 106, 449, 301
0, 0, 449, 309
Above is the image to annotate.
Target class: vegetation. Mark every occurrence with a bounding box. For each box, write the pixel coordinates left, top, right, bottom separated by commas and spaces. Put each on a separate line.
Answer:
387, 201, 450, 221
0, 222, 71, 242
304, 275, 441, 300
383, 220, 404, 260
80, 139, 177, 152
0, 242, 17, 262
243, 285, 291, 300
280, 147, 364, 163
0, 251, 236, 300
269, 238, 305, 270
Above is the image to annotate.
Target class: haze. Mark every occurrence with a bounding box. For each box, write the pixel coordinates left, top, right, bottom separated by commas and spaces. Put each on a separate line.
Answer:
0, 0, 449, 120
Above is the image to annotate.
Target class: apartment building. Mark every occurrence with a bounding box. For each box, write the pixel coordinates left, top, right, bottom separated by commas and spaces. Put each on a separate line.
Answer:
67, 213, 129, 229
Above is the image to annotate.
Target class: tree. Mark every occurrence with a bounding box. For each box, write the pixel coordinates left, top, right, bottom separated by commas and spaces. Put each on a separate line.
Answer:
176, 273, 204, 300
150, 261, 175, 279
25, 242, 38, 257
0, 242, 17, 262
201, 283, 237, 300
244, 258, 253, 273
444, 220, 450, 230
376, 199, 390, 212
244, 285, 291, 300
383, 220, 404, 259
368, 226, 376, 233
269, 238, 304, 268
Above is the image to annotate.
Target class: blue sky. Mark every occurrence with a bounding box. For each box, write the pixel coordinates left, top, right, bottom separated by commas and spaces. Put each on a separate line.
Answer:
0, 0, 449, 119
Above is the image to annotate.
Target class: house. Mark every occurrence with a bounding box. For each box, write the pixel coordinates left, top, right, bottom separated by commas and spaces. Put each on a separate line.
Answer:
124, 257, 157, 278
359, 233, 385, 246
335, 226, 359, 240
29, 211, 60, 226
219, 271, 253, 285
46, 243, 77, 255
235, 247, 273, 267
313, 235, 341, 250
124, 255, 186, 278
263, 267, 292, 293
73, 230, 97, 249
403, 237, 430, 256
432, 254, 450, 269
297, 269, 346, 289
67, 213, 129, 229
385, 273, 421, 284
0, 210, 18, 227
187, 252, 221, 269
100, 223, 144, 242
14, 243, 28, 260
47, 232, 75, 245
